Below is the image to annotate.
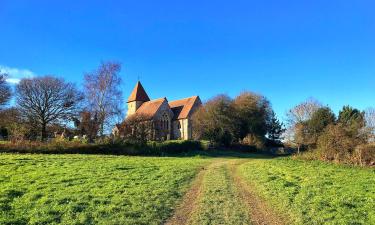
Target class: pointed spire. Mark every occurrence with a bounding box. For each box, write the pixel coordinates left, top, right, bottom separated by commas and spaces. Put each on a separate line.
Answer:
127, 81, 150, 103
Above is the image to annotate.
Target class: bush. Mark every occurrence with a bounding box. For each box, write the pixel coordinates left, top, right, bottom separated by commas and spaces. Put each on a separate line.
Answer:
242, 134, 265, 150
0, 139, 206, 156
353, 145, 375, 166
317, 124, 358, 162
293, 150, 319, 161
146, 140, 204, 155
296, 124, 375, 166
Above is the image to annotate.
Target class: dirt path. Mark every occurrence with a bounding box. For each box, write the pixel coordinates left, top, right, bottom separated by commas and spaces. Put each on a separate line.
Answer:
229, 160, 288, 225
165, 159, 288, 225
164, 160, 225, 225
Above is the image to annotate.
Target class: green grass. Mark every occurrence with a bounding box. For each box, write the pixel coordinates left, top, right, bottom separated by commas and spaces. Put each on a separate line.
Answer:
189, 160, 250, 225
238, 157, 375, 225
0, 154, 210, 225
2, 152, 374, 224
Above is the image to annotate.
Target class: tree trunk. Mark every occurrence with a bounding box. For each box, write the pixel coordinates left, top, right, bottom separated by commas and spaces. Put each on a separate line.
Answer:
100, 122, 104, 137
41, 123, 47, 142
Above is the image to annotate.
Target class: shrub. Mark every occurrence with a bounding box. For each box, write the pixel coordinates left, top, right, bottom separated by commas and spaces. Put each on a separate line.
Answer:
293, 150, 319, 161
242, 134, 265, 150
0, 139, 206, 156
146, 140, 204, 155
353, 145, 375, 166
317, 124, 358, 162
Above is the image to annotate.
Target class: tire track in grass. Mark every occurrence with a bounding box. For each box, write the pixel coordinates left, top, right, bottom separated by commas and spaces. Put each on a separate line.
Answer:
229, 160, 289, 225
187, 160, 251, 225
166, 159, 288, 225
164, 162, 209, 225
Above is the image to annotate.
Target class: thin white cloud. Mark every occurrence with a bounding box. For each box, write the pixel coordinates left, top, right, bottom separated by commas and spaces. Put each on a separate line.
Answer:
6, 78, 21, 84
0, 65, 35, 84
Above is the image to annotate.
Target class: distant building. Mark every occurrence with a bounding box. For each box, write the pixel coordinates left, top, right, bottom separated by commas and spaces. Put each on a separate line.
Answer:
114, 81, 202, 140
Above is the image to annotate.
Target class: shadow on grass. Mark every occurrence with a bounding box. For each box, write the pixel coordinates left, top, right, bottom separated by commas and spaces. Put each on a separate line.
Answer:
0, 142, 290, 160
166, 149, 290, 159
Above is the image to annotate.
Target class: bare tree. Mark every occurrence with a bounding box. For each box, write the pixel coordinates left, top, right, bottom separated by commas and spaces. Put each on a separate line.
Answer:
285, 98, 322, 153
0, 73, 11, 109
365, 108, 375, 142
84, 62, 123, 136
286, 98, 322, 126
365, 108, 375, 129
16, 76, 83, 141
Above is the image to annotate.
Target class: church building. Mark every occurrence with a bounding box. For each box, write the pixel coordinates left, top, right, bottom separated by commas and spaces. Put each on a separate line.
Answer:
115, 81, 202, 140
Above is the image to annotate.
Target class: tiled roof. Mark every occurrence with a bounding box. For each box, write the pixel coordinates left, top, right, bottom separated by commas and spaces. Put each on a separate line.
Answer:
134, 97, 166, 119
127, 81, 150, 103
169, 96, 201, 119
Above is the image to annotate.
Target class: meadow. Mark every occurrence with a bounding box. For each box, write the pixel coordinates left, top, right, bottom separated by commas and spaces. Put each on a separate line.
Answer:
1, 152, 374, 225
0, 154, 209, 225
188, 160, 250, 225
238, 157, 375, 224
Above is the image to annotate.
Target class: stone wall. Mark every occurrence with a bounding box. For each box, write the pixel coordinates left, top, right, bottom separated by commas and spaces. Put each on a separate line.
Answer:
127, 101, 144, 116
153, 100, 174, 140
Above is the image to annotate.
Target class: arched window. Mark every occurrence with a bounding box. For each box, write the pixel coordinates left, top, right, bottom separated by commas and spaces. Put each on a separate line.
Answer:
160, 113, 169, 130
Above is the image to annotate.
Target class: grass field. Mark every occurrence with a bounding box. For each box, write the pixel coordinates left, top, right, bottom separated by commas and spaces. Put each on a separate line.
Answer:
238, 157, 375, 225
0, 154, 209, 225
188, 160, 250, 225
1, 152, 374, 224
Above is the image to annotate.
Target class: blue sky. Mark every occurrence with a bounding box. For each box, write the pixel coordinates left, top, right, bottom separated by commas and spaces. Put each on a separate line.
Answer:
1, 0, 374, 121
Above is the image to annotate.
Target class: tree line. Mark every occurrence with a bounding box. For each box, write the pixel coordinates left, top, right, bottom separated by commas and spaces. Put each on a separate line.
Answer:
285, 99, 375, 165
0, 62, 123, 142
191, 92, 285, 148
1, 63, 374, 165
191, 95, 374, 164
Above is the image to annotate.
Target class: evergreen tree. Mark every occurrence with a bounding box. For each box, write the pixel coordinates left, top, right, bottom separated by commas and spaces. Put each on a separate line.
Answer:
306, 107, 336, 146
267, 111, 285, 143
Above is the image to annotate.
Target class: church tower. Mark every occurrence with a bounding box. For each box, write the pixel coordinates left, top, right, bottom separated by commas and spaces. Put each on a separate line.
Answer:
127, 81, 150, 117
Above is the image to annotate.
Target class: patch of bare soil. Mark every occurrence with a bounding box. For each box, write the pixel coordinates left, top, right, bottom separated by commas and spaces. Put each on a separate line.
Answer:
229, 161, 289, 225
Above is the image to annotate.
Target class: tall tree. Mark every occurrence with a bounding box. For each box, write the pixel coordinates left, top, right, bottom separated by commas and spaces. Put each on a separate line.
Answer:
293, 122, 308, 153
286, 98, 322, 126
365, 108, 375, 142
338, 106, 366, 139
232, 91, 272, 141
84, 62, 123, 136
0, 73, 11, 109
338, 106, 365, 127
365, 108, 375, 128
192, 95, 235, 146
286, 99, 322, 151
305, 106, 336, 147
16, 76, 83, 141
267, 110, 286, 143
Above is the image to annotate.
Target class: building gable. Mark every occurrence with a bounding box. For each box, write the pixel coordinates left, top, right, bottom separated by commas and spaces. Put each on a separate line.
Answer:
169, 96, 202, 120
154, 99, 174, 121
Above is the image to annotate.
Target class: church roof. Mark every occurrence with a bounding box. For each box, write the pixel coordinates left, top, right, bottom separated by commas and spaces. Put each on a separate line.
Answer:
169, 96, 201, 119
127, 81, 150, 103
133, 97, 167, 119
